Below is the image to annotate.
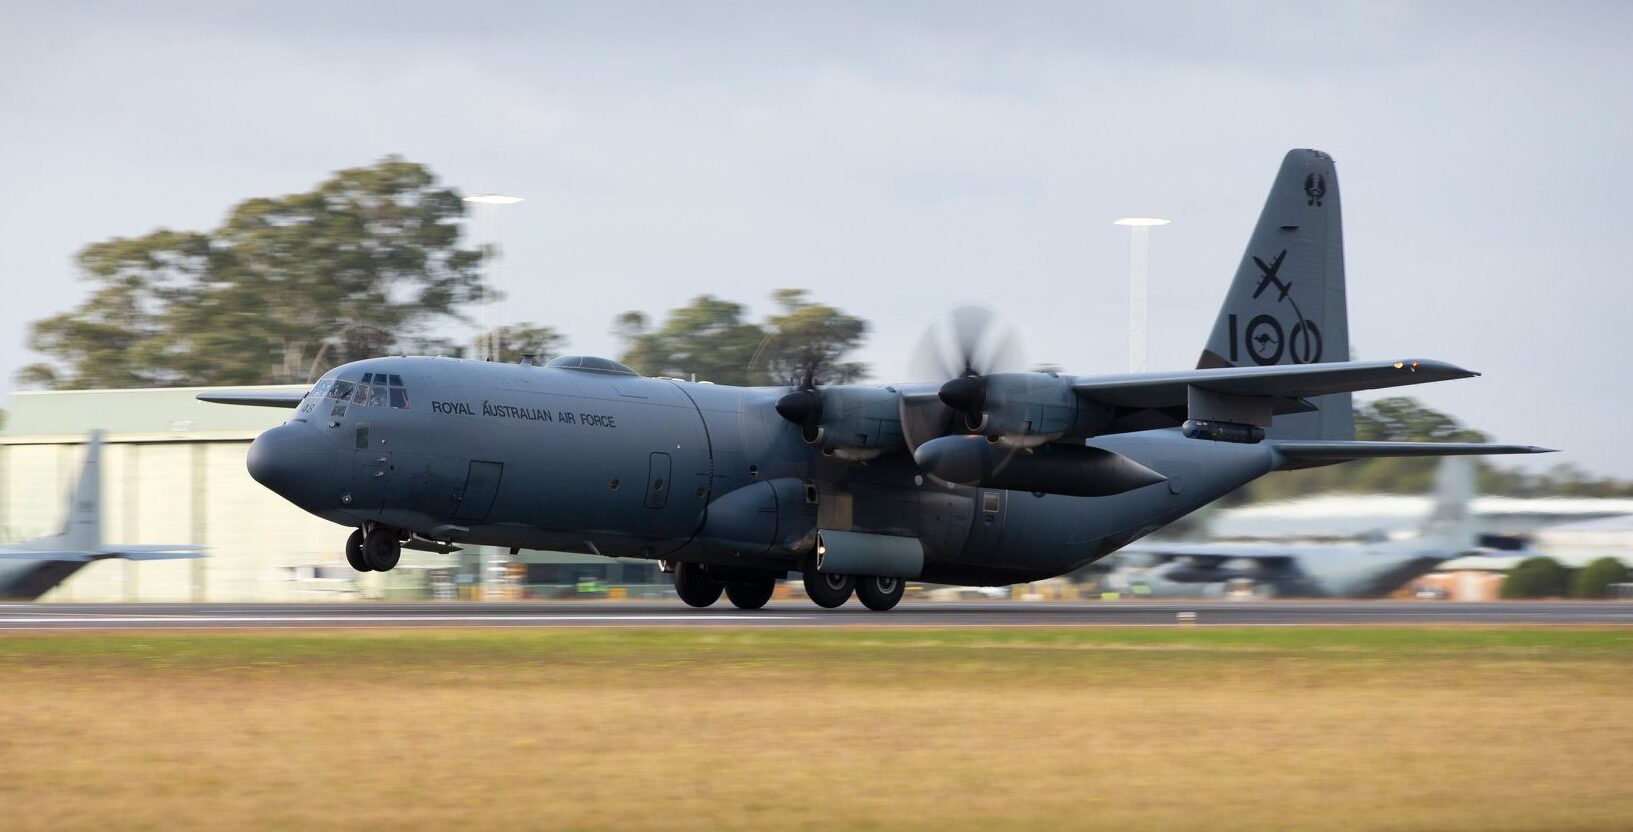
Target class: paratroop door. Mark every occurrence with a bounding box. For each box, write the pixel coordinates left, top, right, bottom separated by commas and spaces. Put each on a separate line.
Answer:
644, 452, 671, 509
453, 460, 504, 522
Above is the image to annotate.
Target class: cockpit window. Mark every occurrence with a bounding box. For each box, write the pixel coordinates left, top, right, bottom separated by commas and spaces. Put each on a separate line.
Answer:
329, 380, 355, 400
343, 371, 412, 410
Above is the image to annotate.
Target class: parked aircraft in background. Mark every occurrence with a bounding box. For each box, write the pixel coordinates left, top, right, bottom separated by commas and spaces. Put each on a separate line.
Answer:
0, 432, 204, 601
205, 149, 1549, 611
1099, 457, 1489, 598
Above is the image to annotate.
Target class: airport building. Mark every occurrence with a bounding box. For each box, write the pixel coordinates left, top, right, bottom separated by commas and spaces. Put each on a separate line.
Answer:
0, 387, 662, 602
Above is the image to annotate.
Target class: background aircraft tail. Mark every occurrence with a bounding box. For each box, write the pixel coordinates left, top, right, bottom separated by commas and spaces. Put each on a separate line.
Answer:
56, 430, 104, 552
1199, 149, 1351, 441
1417, 456, 1479, 554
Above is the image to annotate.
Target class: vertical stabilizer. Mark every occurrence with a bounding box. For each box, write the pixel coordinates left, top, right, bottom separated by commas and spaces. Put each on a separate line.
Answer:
58, 431, 103, 552
1418, 456, 1477, 553
1199, 149, 1351, 440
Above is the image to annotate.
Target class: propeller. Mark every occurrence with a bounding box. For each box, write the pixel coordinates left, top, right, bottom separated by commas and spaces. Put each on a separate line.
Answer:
773, 363, 824, 443
903, 306, 1027, 449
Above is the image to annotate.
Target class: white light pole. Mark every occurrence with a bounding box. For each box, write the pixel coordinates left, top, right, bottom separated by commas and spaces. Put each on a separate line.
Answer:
463, 193, 525, 363
1113, 217, 1170, 373
462, 193, 524, 602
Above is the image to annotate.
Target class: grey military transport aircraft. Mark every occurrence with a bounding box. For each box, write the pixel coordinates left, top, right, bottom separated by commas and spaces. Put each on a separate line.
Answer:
0, 432, 203, 600
203, 149, 1549, 611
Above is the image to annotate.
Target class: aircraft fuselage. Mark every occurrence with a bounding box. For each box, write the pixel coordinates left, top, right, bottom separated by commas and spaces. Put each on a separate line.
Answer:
249, 356, 1278, 585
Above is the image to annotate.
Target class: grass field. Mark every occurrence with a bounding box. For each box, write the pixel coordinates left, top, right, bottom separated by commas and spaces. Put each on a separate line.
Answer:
2, 627, 1631, 831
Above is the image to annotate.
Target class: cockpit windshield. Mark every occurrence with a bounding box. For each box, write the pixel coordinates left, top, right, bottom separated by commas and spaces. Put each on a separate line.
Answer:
300, 371, 410, 419
350, 372, 409, 409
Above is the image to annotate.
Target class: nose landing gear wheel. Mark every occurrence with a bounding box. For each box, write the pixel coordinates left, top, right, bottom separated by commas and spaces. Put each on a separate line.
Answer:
673, 562, 723, 608
725, 578, 777, 610
345, 529, 371, 572
363, 527, 401, 572
803, 571, 855, 609
856, 576, 905, 612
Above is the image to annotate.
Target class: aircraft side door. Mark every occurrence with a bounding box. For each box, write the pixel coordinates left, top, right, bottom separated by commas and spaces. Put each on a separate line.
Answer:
350, 422, 392, 510
453, 460, 504, 522
644, 452, 672, 509
957, 488, 1008, 563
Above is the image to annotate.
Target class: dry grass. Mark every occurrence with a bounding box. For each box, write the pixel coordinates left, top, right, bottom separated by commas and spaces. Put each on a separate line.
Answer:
1, 627, 1631, 831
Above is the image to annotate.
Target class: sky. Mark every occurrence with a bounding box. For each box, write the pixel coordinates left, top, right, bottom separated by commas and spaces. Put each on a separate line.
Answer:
1, 1, 1630, 474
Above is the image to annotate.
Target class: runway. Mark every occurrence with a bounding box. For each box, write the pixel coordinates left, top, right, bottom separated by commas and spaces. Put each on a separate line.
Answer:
0, 600, 1630, 629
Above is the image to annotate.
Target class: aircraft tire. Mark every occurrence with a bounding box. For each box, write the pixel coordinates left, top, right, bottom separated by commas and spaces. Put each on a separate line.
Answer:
673, 562, 723, 608
856, 576, 905, 612
345, 529, 372, 572
725, 578, 776, 610
364, 528, 401, 572
803, 571, 854, 609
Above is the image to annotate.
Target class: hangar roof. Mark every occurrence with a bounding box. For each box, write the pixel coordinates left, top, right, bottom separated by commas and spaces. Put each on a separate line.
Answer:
2, 385, 305, 442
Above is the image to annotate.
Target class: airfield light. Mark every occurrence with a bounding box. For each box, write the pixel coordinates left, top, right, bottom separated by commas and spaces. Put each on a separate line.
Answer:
1113, 216, 1170, 373
462, 193, 527, 365
464, 193, 526, 205
464, 192, 525, 602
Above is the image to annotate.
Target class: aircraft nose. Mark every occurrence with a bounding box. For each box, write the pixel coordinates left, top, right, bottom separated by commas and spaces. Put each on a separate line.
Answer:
247, 423, 327, 502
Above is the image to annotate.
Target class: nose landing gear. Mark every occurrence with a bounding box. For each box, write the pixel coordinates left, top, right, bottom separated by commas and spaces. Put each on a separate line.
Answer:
345, 526, 402, 572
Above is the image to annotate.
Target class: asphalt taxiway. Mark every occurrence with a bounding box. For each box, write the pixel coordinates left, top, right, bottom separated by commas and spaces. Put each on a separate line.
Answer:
0, 600, 1629, 630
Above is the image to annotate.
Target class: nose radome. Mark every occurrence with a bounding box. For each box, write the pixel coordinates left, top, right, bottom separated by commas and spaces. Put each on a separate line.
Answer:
247, 423, 322, 499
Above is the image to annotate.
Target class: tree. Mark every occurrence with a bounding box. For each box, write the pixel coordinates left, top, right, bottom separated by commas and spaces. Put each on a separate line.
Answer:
19, 157, 485, 388
1500, 556, 1570, 599
614, 291, 868, 386
756, 289, 868, 385
614, 296, 767, 385
1570, 557, 1628, 599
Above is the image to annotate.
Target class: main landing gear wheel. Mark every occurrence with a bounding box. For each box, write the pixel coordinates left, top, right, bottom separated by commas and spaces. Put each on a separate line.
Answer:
673, 562, 723, 608
725, 578, 777, 610
803, 571, 854, 609
345, 529, 371, 572
856, 576, 905, 612
363, 527, 401, 572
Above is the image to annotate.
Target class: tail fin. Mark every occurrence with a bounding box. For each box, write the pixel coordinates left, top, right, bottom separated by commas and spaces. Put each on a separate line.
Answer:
1418, 456, 1477, 552
58, 431, 103, 552
1199, 149, 1351, 440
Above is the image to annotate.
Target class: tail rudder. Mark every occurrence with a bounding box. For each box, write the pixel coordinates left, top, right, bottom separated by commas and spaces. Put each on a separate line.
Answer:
1200, 149, 1351, 440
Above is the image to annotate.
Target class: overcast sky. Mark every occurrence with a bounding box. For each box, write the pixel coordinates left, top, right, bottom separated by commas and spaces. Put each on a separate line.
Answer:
2, 2, 1629, 474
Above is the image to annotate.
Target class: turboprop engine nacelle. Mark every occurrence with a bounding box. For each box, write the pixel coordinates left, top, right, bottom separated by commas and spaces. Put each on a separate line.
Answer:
775, 385, 905, 462
938, 372, 1112, 448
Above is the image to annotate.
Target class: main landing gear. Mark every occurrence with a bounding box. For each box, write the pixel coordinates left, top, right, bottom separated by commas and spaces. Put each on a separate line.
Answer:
346, 527, 401, 572
673, 563, 778, 610
669, 564, 903, 612
801, 571, 904, 611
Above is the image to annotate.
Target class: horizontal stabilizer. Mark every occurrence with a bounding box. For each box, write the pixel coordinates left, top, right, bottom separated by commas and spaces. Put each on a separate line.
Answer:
1072, 359, 1475, 409
1271, 440, 1555, 470
196, 390, 307, 408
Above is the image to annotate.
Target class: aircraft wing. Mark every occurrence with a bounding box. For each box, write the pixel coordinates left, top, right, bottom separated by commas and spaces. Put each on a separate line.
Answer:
0, 547, 204, 563
196, 390, 307, 408
1271, 440, 1554, 469
1070, 359, 1474, 408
